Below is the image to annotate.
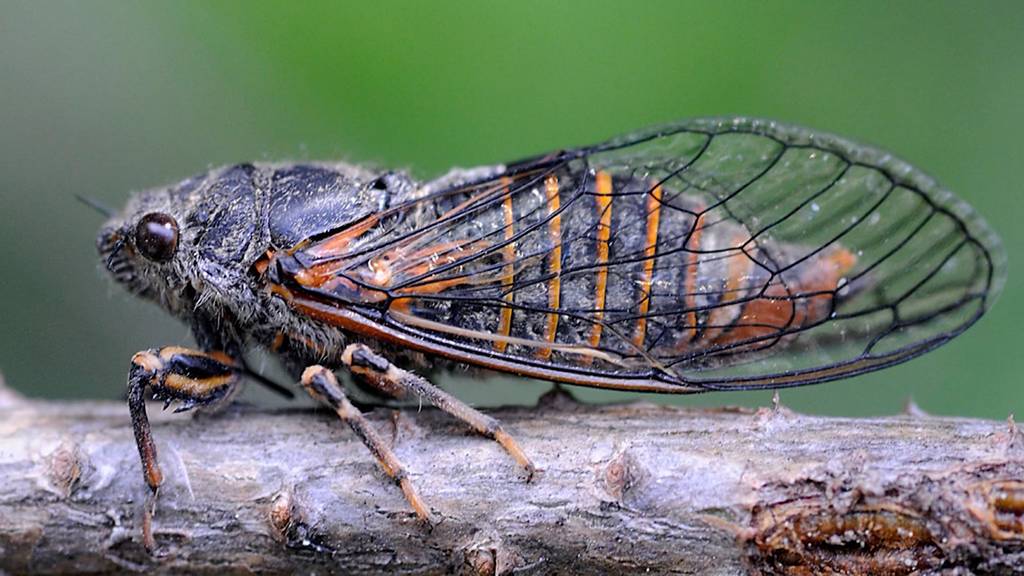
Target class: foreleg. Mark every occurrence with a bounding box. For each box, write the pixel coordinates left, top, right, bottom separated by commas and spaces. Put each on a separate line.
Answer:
127, 346, 240, 550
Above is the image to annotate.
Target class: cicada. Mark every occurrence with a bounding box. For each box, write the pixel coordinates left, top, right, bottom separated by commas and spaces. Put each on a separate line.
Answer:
97, 117, 1004, 549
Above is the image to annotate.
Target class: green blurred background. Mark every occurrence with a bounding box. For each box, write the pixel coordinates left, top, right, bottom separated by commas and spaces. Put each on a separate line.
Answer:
1, 1, 1020, 418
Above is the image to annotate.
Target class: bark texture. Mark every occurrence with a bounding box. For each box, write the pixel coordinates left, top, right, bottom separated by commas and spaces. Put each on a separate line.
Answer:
1, 389, 1022, 575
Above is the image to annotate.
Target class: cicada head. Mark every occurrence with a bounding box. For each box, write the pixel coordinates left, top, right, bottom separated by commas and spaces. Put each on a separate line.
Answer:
99, 162, 401, 325
97, 164, 261, 320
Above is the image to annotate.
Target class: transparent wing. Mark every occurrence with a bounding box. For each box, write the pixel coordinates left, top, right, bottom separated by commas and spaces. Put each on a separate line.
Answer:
276, 117, 1004, 391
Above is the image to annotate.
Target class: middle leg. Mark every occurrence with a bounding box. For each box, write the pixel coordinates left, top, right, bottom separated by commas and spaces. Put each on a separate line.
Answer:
300, 365, 433, 523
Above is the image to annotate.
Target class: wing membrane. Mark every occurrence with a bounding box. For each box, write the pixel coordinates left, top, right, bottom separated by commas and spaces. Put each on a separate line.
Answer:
274, 118, 1004, 392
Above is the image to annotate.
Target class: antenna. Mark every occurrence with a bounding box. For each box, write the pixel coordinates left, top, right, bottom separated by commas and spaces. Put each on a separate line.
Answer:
74, 194, 114, 218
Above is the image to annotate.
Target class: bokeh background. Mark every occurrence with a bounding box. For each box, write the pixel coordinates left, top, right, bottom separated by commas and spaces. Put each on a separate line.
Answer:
1, 1, 1020, 418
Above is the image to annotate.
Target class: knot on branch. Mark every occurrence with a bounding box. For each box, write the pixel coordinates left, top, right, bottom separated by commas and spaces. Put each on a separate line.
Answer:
601, 448, 647, 503
457, 535, 525, 576
43, 439, 85, 498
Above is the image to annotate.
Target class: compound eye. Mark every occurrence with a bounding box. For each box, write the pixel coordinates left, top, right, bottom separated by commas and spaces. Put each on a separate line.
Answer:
134, 212, 179, 262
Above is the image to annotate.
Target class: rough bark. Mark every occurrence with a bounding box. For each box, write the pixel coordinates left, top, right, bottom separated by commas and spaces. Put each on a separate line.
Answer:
0, 387, 1022, 575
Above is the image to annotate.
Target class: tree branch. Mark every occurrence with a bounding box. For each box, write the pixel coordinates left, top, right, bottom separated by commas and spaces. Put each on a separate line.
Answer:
1, 389, 1022, 575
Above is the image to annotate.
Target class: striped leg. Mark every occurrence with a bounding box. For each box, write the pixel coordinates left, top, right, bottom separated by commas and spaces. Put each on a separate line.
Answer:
300, 365, 433, 523
127, 346, 241, 550
341, 343, 536, 480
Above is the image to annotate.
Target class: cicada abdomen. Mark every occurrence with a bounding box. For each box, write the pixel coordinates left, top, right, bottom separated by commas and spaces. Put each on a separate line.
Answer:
273, 118, 1003, 392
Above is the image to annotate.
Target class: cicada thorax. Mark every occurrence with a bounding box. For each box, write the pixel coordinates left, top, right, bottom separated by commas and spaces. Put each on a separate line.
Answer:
271, 159, 858, 376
